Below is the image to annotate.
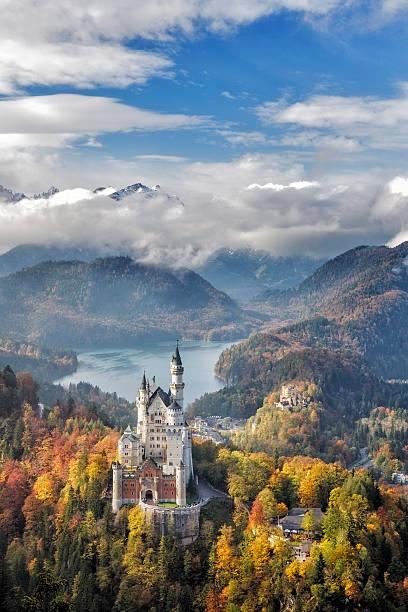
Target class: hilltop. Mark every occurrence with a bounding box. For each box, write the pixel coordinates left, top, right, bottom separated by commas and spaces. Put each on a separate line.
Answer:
0, 244, 103, 277
0, 256, 261, 347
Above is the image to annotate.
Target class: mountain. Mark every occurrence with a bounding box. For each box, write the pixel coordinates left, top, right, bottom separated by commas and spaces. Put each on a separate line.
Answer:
191, 241, 408, 432
0, 184, 59, 203
250, 242, 408, 378
0, 185, 25, 203
196, 248, 324, 301
0, 336, 77, 381
109, 182, 160, 200
0, 256, 261, 347
0, 244, 104, 277
0, 180, 175, 206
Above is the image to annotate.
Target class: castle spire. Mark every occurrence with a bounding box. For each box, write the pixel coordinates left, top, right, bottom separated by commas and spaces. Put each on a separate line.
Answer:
170, 341, 184, 407
172, 341, 182, 366
140, 370, 147, 390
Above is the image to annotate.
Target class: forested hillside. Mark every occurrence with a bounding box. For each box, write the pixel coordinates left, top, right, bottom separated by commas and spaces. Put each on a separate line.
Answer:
252, 242, 408, 378
190, 242, 408, 444
0, 337, 77, 381
0, 257, 261, 347
1, 364, 407, 612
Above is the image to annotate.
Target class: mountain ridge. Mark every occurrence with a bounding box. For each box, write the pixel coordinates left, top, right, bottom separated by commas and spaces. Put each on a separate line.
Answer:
0, 256, 261, 347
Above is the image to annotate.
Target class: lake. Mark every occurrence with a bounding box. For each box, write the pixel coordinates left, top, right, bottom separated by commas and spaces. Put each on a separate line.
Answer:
55, 340, 236, 405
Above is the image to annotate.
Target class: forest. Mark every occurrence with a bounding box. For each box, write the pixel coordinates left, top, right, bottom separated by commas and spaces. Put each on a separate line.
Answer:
1, 365, 408, 610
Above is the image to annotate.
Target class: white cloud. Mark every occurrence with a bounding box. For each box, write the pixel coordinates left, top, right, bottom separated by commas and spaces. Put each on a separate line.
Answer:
256, 83, 408, 152
221, 91, 236, 99
380, 0, 408, 16
0, 1, 403, 94
133, 155, 188, 162
1, 1, 346, 44
278, 132, 362, 152
247, 180, 319, 190
217, 130, 268, 146
0, 0, 350, 93
0, 94, 213, 149
0, 40, 172, 95
388, 176, 408, 196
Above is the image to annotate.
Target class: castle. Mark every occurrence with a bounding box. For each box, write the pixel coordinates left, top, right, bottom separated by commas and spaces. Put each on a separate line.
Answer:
112, 344, 194, 512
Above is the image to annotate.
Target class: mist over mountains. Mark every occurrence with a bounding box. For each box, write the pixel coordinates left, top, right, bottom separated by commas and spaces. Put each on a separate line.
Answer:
1, 175, 408, 268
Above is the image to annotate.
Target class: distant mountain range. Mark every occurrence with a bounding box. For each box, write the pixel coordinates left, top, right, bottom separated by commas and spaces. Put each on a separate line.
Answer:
0, 243, 324, 300
0, 244, 104, 276
0, 184, 59, 202
196, 248, 324, 301
0, 181, 180, 205
0, 256, 261, 347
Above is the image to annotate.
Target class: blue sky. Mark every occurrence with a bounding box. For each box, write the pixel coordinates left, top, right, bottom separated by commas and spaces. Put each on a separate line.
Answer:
17, 5, 408, 166
1, 1, 408, 259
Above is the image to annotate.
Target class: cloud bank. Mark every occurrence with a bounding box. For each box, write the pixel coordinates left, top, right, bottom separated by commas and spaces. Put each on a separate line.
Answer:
1, 155, 408, 263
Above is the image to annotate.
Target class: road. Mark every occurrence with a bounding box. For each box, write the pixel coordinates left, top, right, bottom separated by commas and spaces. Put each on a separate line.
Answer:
197, 478, 229, 503
348, 447, 374, 471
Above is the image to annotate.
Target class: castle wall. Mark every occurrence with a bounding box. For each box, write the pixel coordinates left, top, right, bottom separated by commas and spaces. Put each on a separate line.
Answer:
141, 502, 200, 546
120, 463, 177, 506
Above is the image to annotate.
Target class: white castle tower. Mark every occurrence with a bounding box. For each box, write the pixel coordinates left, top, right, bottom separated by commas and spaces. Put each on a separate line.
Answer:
170, 342, 185, 407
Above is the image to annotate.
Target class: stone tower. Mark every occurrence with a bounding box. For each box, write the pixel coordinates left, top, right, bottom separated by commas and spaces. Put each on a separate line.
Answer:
175, 463, 186, 506
112, 462, 122, 512
170, 342, 185, 407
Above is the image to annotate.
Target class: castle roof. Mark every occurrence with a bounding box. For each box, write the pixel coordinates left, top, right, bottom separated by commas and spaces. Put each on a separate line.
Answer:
140, 371, 147, 390
120, 425, 139, 442
140, 456, 159, 470
172, 342, 182, 366
148, 385, 171, 407
168, 399, 183, 411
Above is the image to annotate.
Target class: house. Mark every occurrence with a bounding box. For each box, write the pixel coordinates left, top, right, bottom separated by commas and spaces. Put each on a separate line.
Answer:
279, 507, 323, 535
392, 472, 407, 485
293, 540, 313, 561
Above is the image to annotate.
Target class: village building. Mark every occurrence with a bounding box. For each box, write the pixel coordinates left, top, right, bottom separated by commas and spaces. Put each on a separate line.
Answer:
279, 507, 324, 535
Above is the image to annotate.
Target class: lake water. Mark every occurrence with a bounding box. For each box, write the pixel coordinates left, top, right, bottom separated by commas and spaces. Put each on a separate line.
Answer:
55, 340, 236, 405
